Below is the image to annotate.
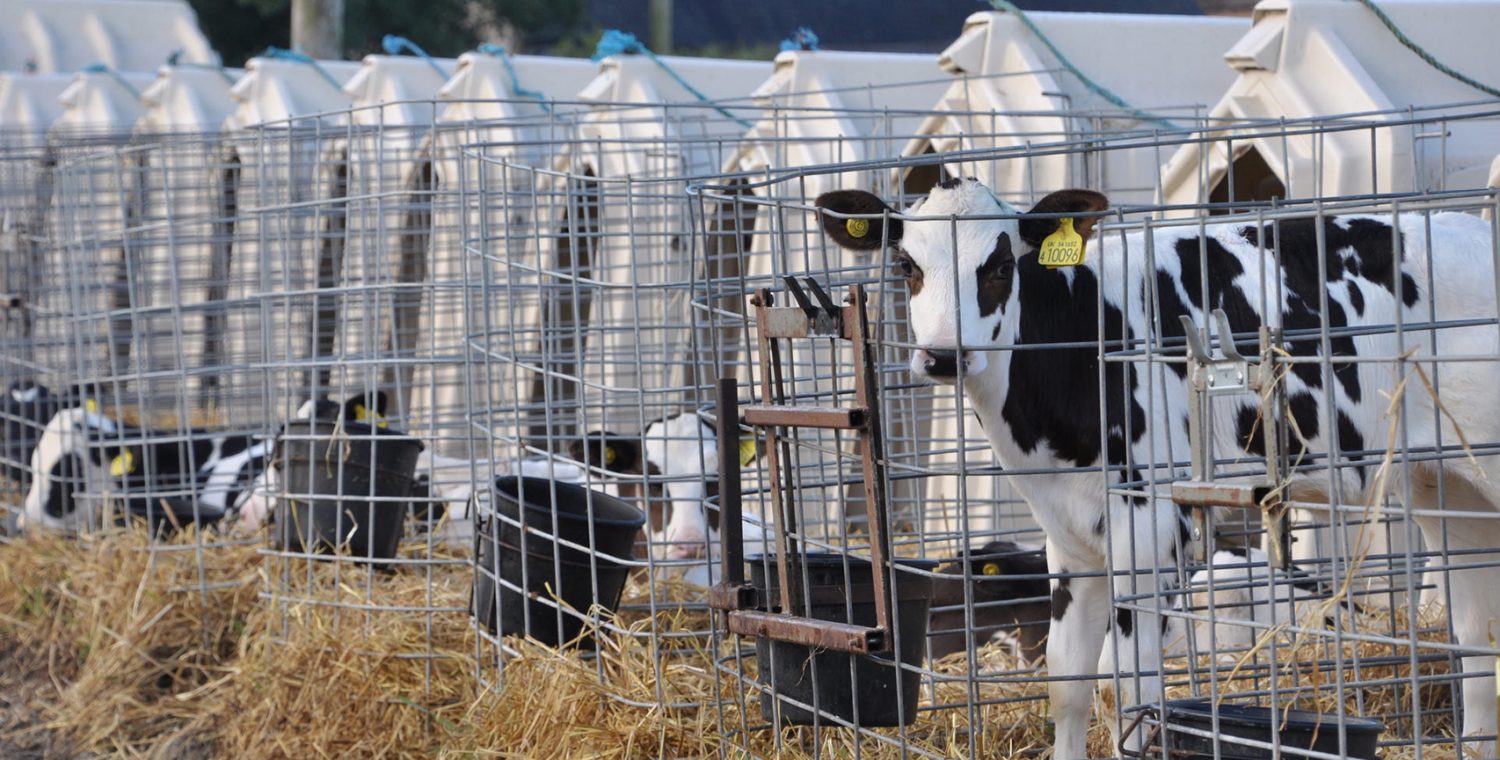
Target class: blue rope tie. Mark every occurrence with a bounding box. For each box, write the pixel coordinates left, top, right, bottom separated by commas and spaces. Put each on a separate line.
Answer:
80, 63, 141, 98
1355, 0, 1500, 99
260, 46, 344, 91
476, 43, 551, 112
165, 49, 237, 85
984, 0, 1177, 130
381, 34, 448, 79
779, 27, 820, 53
591, 29, 752, 128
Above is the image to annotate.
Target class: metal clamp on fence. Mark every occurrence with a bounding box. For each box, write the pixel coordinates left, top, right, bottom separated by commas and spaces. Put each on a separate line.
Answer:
1171, 308, 1293, 569
708, 277, 896, 655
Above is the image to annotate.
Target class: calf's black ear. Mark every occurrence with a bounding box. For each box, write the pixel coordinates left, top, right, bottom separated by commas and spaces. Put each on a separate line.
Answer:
814, 190, 903, 252
1019, 189, 1110, 250
570, 431, 641, 474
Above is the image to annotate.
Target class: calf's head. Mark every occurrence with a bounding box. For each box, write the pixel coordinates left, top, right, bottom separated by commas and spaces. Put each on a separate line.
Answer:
928, 540, 1051, 662
572, 412, 762, 559
815, 179, 1107, 384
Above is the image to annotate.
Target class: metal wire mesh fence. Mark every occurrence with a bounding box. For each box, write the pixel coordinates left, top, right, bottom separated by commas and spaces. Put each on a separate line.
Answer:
5, 54, 1500, 760
686, 103, 1500, 759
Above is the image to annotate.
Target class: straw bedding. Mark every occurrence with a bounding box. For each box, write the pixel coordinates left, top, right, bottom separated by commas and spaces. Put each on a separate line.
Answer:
0, 525, 1467, 759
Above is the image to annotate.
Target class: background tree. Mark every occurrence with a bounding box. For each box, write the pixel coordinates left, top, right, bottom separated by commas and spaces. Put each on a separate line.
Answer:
189, 0, 589, 67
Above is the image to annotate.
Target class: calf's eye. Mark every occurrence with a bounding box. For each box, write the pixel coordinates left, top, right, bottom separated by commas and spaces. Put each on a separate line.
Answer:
894, 254, 917, 279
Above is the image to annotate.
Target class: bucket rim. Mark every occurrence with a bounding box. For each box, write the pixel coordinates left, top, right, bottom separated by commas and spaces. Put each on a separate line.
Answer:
277, 419, 426, 450
492, 475, 647, 529
747, 552, 942, 571
1158, 698, 1386, 734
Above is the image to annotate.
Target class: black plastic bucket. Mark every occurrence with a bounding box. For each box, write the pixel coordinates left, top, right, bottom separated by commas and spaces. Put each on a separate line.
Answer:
472, 476, 646, 649
750, 554, 937, 727
1148, 699, 1385, 760
274, 420, 424, 562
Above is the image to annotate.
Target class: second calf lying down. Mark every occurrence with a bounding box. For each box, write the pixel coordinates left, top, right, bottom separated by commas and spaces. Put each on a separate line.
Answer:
931, 542, 1357, 666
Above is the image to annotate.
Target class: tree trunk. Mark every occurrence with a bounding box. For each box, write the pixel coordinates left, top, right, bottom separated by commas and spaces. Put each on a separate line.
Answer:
292, 0, 344, 59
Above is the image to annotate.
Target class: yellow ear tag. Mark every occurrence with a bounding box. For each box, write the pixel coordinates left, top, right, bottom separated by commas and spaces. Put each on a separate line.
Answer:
603, 445, 617, 466
845, 218, 870, 239
738, 437, 757, 467
1037, 217, 1085, 268
110, 450, 135, 477
982, 562, 1001, 576
354, 404, 389, 428
84, 398, 98, 414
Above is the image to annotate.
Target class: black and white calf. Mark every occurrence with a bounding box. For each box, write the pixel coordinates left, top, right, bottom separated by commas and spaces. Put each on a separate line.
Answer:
816, 179, 1499, 758
932, 542, 1357, 668
24, 391, 382, 534
1162, 546, 1360, 665
23, 407, 269, 533
233, 391, 398, 532
574, 412, 770, 586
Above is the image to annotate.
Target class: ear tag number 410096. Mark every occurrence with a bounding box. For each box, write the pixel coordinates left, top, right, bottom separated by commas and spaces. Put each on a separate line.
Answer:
1037, 217, 1085, 268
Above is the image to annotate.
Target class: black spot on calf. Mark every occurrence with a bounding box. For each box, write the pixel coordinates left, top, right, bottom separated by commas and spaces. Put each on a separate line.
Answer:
1002, 262, 1145, 469
975, 232, 1016, 317
1336, 410, 1368, 485
1052, 575, 1073, 621
1346, 280, 1365, 316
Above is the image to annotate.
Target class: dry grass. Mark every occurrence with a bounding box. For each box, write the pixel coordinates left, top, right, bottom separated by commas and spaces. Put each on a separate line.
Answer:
0, 525, 1474, 759
0, 529, 259, 758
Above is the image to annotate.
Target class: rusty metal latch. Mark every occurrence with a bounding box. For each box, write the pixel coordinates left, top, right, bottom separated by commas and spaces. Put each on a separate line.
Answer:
708, 278, 896, 655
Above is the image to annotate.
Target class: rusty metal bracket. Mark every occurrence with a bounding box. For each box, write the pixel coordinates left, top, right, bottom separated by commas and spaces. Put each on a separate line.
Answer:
708, 280, 895, 655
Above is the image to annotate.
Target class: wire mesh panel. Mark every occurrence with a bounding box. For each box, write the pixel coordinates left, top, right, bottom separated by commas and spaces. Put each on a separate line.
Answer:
234, 113, 480, 718
690, 109, 1500, 759
28, 134, 276, 542
0, 138, 60, 514
461, 145, 739, 712
409, 99, 592, 460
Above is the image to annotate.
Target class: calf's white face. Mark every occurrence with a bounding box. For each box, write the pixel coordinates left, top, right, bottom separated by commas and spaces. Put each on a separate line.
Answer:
815, 180, 1107, 385
641, 414, 718, 559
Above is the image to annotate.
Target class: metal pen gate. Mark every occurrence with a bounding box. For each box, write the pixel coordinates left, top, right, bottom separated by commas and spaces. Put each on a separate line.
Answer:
690, 102, 1500, 759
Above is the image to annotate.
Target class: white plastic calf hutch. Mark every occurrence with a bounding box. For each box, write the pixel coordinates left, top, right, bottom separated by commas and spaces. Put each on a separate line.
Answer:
33, 68, 153, 392
728, 50, 951, 196
462, 52, 766, 622
1160, 0, 1500, 210
0, 73, 72, 406
1155, 0, 1500, 584
714, 50, 966, 539
314, 54, 451, 425
80, 64, 244, 420
0, 0, 217, 74
888, 10, 1250, 543
502, 53, 767, 436
902, 10, 1249, 206
217, 55, 361, 420
409, 51, 598, 457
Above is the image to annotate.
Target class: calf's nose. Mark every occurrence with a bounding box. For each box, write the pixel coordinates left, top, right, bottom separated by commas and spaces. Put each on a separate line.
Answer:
924, 350, 960, 378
